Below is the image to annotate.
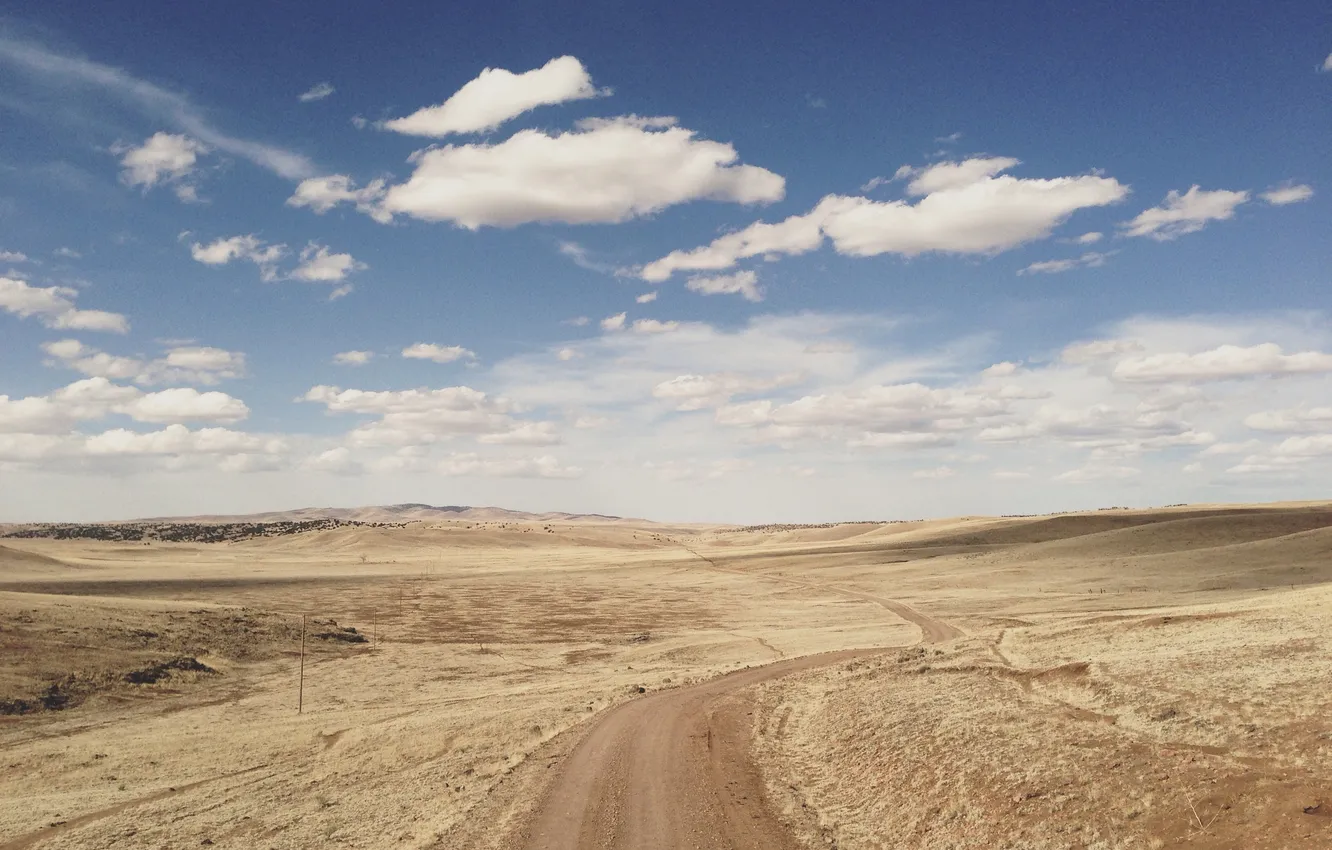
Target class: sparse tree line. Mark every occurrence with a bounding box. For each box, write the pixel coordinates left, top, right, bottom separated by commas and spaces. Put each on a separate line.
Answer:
1, 519, 407, 543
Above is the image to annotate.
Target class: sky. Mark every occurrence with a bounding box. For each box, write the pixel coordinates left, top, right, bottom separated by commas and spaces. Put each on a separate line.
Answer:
1, 1, 1330, 523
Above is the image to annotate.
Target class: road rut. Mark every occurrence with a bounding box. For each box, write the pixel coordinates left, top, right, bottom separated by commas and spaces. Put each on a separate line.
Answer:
505, 593, 957, 849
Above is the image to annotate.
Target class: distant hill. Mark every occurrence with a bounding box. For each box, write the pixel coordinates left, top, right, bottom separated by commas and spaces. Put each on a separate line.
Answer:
134, 503, 635, 525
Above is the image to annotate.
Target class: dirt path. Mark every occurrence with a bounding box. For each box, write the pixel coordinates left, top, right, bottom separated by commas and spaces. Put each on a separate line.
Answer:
503, 594, 958, 849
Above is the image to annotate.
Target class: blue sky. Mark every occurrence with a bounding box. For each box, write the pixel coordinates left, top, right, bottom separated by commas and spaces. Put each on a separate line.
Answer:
1, 2, 1329, 522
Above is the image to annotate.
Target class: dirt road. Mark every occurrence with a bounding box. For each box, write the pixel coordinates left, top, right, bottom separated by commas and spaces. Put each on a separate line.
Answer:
505, 598, 957, 849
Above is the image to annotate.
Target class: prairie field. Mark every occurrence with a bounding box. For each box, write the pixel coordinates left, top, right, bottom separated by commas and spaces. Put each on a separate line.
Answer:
1, 504, 1330, 849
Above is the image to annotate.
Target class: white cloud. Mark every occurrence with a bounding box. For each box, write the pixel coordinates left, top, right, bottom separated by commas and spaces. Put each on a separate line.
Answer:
333, 350, 373, 365
1112, 343, 1332, 383
1323, 53, 1332, 72
290, 242, 366, 283
190, 235, 286, 281
900, 157, 1020, 195
1243, 407, 1332, 433
437, 452, 582, 479
600, 312, 627, 331
981, 361, 1020, 377
1054, 464, 1140, 482
116, 132, 207, 201
118, 388, 250, 424
0, 276, 129, 333
84, 424, 276, 457
298, 82, 335, 102
0, 38, 314, 179
300, 383, 558, 452
0, 377, 247, 435
383, 56, 607, 137
556, 240, 619, 274
42, 340, 246, 385
912, 465, 955, 479
641, 207, 828, 281
636, 291, 658, 304
287, 175, 390, 223
1121, 186, 1249, 240
631, 319, 680, 334
373, 119, 784, 228
0, 250, 29, 262
476, 422, 562, 446
302, 447, 360, 474
653, 372, 802, 411
686, 269, 763, 302
565, 316, 591, 327
556, 347, 579, 361
642, 157, 1127, 280
1018, 251, 1112, 275
54, 247, 81, 259
1060, 338, 1145, 364
1074, 231, 1103, 244
401, 343, 476, 363
162, 346, 245, 376
1261, 184, 1313, 206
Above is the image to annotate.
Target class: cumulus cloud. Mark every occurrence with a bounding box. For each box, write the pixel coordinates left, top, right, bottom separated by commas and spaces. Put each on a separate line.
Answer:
1111, 343, 1332, 383
116, 132, 207, 201
714, 382, 1007, 450
1018, 251, 1112, 275
641, 157, 1127, 280
401, 343, 476, 363
1121, 186, 1249, 240
190, 235, 286, 281
0, 377, 247, 435
653, 372, 802, 411
333, 350, 373, 365
290, 242, 367, 283
600, 312, 627, 332
298, 82, 335, 102
0, 276, 129, 333
373, 119, 784, 228
302, 446, 360, 474
0, 250, 29, 262
301, 383, 561, 453
686, 270, 763, 301
1060, 339, 1145, 364
383, 56, 607, 137
476, 422, 562, 446
189, 237, 362, 288
636, 292, 658, 304
286, 175, 390, 223
42, 339, 247, 385
631, 319, 680, 334
83, 424, 274, 456
118, 387, 250, 424
1260, 184, 1313, 205
1073, 231, 1103, 244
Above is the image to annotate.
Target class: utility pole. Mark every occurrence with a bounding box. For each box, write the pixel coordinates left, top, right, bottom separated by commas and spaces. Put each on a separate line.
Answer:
298, 614, 306, 714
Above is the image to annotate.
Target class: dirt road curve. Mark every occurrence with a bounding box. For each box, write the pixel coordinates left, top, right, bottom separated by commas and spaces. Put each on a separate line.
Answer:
505, 601, 957, 850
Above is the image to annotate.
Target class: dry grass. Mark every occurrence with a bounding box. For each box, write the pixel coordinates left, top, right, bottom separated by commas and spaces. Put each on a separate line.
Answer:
2, 504, 1330, 848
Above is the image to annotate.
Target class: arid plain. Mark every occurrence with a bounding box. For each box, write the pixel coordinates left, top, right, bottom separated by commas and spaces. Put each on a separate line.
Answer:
2, 503, 1331, 849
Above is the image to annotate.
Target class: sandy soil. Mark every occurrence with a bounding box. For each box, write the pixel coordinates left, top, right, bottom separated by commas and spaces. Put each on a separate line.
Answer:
1, 503, 1330, 849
